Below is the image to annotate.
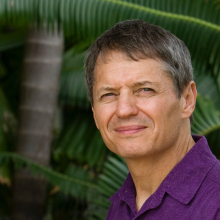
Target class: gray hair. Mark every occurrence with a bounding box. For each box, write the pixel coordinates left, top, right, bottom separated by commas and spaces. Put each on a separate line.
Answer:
85, 19, 194, 122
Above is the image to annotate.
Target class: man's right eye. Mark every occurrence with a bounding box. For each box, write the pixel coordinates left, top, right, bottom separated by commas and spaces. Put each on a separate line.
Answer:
101, 93, 114, 98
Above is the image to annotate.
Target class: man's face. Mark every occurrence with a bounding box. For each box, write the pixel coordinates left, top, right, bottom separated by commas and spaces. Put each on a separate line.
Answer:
92, 51, 186, 159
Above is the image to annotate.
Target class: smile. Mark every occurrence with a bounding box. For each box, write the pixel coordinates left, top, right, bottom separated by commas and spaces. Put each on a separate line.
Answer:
114, 125, 147, 135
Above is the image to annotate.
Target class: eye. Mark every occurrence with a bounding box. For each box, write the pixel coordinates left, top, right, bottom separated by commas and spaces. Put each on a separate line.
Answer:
101, 93, 114, 98
136, 87, 155, 96
141, 88, 153, 92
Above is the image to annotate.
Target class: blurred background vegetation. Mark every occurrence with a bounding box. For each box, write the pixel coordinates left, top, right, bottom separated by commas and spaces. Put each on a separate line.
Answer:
0, 0, 220, 219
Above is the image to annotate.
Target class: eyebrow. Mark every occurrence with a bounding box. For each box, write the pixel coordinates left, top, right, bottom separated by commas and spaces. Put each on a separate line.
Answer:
97, 86, 117, 94
133, 81, 153, 86
96, 81, 159, 94
133, 80, 159, 87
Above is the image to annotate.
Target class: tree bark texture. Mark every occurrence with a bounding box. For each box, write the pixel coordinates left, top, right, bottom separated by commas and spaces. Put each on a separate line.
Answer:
11, 25, 63, 220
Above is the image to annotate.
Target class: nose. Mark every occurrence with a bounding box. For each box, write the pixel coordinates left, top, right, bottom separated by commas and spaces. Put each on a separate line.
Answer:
116, 93, 138, 118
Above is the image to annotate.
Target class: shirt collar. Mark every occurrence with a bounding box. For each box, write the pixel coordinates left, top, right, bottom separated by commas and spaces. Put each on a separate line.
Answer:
110, 135, 217, 210
109, 172, 137, 212
165, 135, 216, 204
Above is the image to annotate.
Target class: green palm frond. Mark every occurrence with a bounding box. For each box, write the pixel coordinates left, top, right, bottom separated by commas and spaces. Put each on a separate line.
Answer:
60, 47, 89, 107
98, 156, 128, 193
192, 94, 220, 136
0, 29, 25, 51
205, 129, 220, 159
53, 111, 109, 171
0, 152, 97, 200
1, 0, 220, 70
192, 94, 220, 156
60, 0, 220, 108
195, 70, 220, 110
86, 156, 128, 220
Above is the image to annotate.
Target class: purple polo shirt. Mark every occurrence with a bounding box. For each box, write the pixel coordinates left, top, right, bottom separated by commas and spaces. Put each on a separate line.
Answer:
106, 135, 220, 220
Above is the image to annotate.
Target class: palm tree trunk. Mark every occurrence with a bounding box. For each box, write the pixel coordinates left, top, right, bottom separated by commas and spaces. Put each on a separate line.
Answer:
11, 24, 63, 220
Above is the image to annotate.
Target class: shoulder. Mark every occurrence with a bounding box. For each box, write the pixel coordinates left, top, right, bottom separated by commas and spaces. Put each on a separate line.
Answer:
176, 159, 220, 220
200, 160, 220, 200
105, 199, 129, 220
196, 160, 220, 219
207, 160, 220, 185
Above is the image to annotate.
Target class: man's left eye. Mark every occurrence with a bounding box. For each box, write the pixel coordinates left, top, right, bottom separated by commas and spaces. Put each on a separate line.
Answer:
142, 88, 152, 92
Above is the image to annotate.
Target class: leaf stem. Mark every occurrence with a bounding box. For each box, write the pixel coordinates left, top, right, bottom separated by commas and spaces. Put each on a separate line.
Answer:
102, 0, 220, 32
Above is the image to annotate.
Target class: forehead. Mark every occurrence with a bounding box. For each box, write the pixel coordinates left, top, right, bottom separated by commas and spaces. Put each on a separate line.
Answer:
96, 50, 150, 67
94, 51, 170, 83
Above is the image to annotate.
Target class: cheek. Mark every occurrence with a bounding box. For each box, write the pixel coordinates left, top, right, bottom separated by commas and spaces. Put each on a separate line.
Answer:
139, 98, 180, 125
138, 99, 164, 119
94, 107, 112, 131
158, 100, 182, 133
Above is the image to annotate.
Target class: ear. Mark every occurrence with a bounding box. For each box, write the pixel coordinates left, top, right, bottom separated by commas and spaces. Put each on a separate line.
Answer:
181, 81, 197, 119
92, 107, 99, 129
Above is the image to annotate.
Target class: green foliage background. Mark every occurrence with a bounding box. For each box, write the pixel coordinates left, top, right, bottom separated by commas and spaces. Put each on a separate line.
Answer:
0, 0, 220, 219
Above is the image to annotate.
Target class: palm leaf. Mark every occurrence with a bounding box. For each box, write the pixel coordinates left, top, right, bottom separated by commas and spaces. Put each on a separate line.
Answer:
86, 155, 128, 220
0, 29, 25, 51
2, 0, 220, 107
0, 152, 97, 200
59, 47, 89, 107
205, 129, 220, 159
192, 94, 220, 157
192, 94, 220, 136
53, 111, 109, 172
1, 0, 220, 68
195, 70, 220, 110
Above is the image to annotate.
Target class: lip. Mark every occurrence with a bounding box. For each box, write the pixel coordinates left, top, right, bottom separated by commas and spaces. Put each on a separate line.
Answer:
114, 125, 147, 135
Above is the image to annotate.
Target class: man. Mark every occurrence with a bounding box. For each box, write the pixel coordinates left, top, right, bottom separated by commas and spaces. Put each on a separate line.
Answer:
85, 20, 220, 219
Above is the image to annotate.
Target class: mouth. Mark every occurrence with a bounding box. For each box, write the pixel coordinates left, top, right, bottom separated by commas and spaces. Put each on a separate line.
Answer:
114, 125, 147, 135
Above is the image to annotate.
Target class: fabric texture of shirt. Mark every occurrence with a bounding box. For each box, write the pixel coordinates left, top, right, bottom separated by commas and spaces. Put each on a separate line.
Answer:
106, 135, 220, 220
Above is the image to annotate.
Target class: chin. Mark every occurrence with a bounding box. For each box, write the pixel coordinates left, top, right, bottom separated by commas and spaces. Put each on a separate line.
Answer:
112, 145, 153, 159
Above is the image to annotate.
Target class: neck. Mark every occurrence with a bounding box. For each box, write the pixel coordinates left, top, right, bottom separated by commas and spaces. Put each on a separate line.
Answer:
125, 133, 195, 212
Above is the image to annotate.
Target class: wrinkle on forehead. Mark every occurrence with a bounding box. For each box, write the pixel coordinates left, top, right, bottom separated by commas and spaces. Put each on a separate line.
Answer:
96, 50, 150, 65
95, 52, 165, 81
95, 53, 169, 87
95, 50, 169, 77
